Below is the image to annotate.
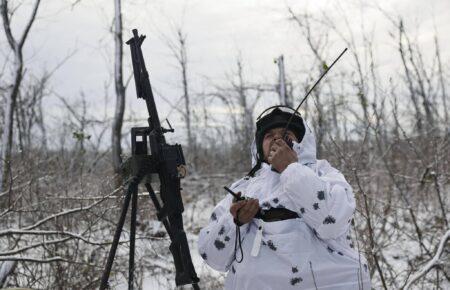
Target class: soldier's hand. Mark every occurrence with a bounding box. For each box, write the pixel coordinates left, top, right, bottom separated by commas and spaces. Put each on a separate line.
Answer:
230, 197, 260, 225
267, 138, 298, 173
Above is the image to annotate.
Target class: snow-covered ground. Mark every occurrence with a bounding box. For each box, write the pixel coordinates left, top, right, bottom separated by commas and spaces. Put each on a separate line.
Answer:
116, 172, 239, 289
115, 170, 449, 289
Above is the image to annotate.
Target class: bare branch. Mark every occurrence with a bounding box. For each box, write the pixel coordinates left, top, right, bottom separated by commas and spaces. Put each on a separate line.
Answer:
22, 185, 122, 231
0, 0, 16, 50
18, 0, 41, 50
0, 256, 65, 263
404, 230, 450, 289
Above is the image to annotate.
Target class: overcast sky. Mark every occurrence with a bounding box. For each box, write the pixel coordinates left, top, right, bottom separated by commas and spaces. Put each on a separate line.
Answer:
1, 0, 449, 143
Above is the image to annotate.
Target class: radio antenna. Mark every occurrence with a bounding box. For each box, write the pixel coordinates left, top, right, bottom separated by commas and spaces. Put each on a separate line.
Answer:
283, 48, 348, 138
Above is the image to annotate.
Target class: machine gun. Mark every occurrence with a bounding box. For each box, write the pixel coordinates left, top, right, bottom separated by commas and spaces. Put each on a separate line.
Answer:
100, 29, 200, 290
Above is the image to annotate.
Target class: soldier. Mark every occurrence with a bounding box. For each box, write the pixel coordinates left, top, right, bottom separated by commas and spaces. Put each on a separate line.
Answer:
198, 106, 371, 289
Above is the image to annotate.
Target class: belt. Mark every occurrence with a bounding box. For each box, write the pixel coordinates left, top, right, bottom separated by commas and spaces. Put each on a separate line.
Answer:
255, 207, 299, 222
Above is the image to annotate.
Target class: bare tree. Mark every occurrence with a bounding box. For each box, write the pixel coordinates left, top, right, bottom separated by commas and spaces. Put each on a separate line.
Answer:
111, 0, 126, 177
434, 34, 448, 126
15, 73, 49, 154
275, 55, 292, 107
286, 4, 449, 289
287, 8, 330, 156
208, 56, 266, 170
0, 0, 41, 189
235, 58, 254, 150
394, 18, 440, 134
163, 27, 197, 168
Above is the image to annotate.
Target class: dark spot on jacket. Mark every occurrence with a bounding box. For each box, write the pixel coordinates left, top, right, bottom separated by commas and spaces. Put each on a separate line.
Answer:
214, 239, 226, 250
262, 201, 271, 208
327, 246, 334, 253
290, 277, 303, 285
323, 215, 336, 224
224, 235, 230, 242
218, 225, 225, 235
201, 252, 207, 260
267, 240, 277, 251
300, 208, 305, 214
312, 228, 318, 236
313, 203, 319, 210
210, 212, 217, 221
291, 266, 298, 273
261, 240, 267, 246
206, 231, 210, 234
272, 198, 279, 204
349, 243, 354, 248
346, 235, 351, 240
317, 190, 325, 200
364, 264, 368, 272
338, 251, 343, 256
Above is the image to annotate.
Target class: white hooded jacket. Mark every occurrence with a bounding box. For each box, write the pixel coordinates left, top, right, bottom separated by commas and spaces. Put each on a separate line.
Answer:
198, 124, 371, 289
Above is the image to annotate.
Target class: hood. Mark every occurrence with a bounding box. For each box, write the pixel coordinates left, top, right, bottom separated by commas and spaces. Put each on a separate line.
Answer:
250, 121, 317, 168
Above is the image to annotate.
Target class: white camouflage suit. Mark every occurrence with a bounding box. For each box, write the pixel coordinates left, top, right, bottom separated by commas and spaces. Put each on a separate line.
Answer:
198, 124, 371, 290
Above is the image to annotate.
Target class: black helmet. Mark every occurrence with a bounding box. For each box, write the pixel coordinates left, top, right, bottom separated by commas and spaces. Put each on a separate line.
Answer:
255, 105, 306, 161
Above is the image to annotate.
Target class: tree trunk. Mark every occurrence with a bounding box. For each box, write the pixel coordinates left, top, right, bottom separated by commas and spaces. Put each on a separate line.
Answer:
0, 2, 41, 281
0, 59, 22, 189
435, 35, 449, 126
112, 0, 125, 178
276, 55, 292, 107
398, 20, 423, 134
236, 59, 253, 150
178, 30, 195, 168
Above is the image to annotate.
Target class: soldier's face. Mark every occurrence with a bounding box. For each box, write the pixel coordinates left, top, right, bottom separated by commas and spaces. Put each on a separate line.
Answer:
262, 128, 298, 162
